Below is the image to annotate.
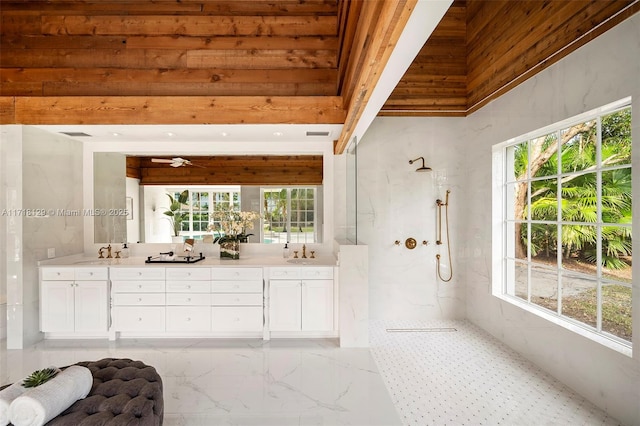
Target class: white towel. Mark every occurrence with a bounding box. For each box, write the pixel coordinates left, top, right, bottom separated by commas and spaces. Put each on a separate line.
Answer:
8, 366, 92, 426
0, 381, 28, 426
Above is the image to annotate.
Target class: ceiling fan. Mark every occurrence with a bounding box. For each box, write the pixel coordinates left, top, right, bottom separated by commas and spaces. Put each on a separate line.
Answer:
151, 157, 205, 168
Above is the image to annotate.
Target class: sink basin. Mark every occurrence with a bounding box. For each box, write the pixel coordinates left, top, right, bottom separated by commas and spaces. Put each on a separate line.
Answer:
286, 259, 316, 265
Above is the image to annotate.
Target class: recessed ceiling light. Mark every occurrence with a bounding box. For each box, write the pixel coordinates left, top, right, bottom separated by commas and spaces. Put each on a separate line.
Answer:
221, 132, 229, 137
111, 132, 121, 137
166, 132, 175, 137
273, 132, 283, 137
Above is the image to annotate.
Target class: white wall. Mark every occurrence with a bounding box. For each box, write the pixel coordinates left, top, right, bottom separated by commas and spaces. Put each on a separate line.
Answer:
357, 117, 466, 320
125, 177, 140, 243
458, 15, 640, 425
357, 13, 639, 424
2, 127, 85, 348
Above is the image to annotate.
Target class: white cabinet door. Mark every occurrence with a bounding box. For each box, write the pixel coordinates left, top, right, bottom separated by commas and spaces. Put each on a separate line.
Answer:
302, 280, 334, 331
269, 280, 302, 331
41, 281, 75, 332
74, 281, 108, 332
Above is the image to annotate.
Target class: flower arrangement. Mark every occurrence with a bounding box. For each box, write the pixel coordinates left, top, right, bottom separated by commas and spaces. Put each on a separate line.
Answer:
207, 208, 261, 243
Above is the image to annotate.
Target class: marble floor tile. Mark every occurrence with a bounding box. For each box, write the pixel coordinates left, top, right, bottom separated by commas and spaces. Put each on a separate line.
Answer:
0, 337, 401, 426
0, 321, 626, 425
370, 319, 624, 426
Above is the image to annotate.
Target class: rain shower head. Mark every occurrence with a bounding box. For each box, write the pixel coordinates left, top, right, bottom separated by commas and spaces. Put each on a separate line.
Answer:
409, 157, 432, 172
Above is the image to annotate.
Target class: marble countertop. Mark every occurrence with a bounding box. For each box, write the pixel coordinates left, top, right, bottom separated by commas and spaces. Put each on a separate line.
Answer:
39, 253, 338, 267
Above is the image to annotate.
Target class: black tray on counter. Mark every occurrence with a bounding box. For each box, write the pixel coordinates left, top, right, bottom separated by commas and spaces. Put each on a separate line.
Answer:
145, 252, 206, 264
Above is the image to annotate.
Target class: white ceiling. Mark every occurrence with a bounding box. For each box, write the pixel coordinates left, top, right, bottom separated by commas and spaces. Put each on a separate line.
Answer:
33, 123, 343, 144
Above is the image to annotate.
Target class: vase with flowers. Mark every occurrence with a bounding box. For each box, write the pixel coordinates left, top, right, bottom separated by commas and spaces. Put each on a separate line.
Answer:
207, 207, 261, 259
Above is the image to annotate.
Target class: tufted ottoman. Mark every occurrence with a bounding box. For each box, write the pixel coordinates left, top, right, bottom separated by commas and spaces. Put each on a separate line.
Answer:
3, 358, 163, 426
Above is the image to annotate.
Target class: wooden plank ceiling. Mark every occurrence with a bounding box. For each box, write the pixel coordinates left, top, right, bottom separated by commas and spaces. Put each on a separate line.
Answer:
1, 0, 638, 152
127, 155, 323, 186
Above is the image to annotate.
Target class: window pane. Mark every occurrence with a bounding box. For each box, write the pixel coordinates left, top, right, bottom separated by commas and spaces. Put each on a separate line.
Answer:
561, 172, 597, 223
506, 258, 528, 301
561, 225, 596, 275
531, 263, 558, 313
506, 182, 529, 221
531, 132, 558, 179
601, 225, 632, 281
560, 120, 597, 174
601, 107, 631, 167
530, 178, 558, 221
560, 273, 597, 328
601, 283, 632, 342
506, 141, 528, 182
517, 222, 530, 260
601, 169, 631, 224
530, 223, 557, 261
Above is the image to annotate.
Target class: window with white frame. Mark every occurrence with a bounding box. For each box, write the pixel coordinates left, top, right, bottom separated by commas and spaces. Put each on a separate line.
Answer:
494, 98, 632, 346
175, 187, 241, 239
262, 187, 318, 244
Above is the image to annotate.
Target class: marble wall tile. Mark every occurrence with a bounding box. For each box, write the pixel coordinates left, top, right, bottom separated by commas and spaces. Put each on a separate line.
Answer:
458, 14, 640, 426
356, 117, 466, 321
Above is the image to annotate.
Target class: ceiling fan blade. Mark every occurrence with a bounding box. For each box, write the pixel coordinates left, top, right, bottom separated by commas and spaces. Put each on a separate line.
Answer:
151, 158, 174, 164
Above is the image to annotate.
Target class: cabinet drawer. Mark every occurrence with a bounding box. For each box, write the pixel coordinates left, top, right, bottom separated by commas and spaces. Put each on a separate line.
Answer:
166, 293, 211, 306
166, 281, 211, 293
301, 267, 334, 279
75, 267, 108, 281
110, 268, 165, 280
212, 268, 263, 280
269, 267, 301, 280
211, 293, 263, 306
211, 281, 263, 293
166, 307, 211, 332
113, 307, 165, 332
211, 307, 263, 332
113, 293, 165, 306
112, 280, 165, 293
166, 268, 211, 281
41, 268, 74, 281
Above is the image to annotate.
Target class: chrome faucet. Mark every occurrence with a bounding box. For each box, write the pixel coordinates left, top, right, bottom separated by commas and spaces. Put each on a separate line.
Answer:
302, 244, 307, 259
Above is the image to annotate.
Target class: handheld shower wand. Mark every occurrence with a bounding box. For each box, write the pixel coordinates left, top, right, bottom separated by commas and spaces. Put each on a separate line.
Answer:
436, 190, 453, 282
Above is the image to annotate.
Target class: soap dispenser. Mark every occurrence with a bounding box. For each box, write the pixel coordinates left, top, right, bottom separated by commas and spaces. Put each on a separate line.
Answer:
121, 243, 130, 259
283, 242, 290, 258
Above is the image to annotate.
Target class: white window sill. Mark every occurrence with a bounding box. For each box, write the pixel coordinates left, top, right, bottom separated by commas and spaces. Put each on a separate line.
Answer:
495, 294, 632, 358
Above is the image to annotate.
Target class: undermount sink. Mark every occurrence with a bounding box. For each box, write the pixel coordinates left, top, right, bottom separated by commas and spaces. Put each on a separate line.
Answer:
286, 258, 316, 265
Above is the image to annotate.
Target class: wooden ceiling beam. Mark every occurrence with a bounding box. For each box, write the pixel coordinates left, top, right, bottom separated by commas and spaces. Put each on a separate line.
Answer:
3, 96, 345, 125
129, 155, 324, 186
334, 0, 418, 154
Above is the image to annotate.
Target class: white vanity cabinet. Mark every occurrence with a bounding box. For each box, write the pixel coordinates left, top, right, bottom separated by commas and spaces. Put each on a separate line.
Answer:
39, 267, 109, 335
166, 267, 211, 332
111, 267, 166, 332
269, 267, 334, 333
211, 267, 264, 332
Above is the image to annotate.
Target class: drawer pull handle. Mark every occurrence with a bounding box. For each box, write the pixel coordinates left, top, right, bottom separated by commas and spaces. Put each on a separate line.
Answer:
138, 285, 142, 289
234, 317, 240, 322
89, 272, 93, 276
187, 285, 191, 289
138, 272, 142, 276
187, 317, 191, 321
187, 298, 191, 302
138, 298, 142, 302
235, 298, 240, 302
234, 272, 239, 276
234, 285, 239, 289
138, 317, 142, 321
